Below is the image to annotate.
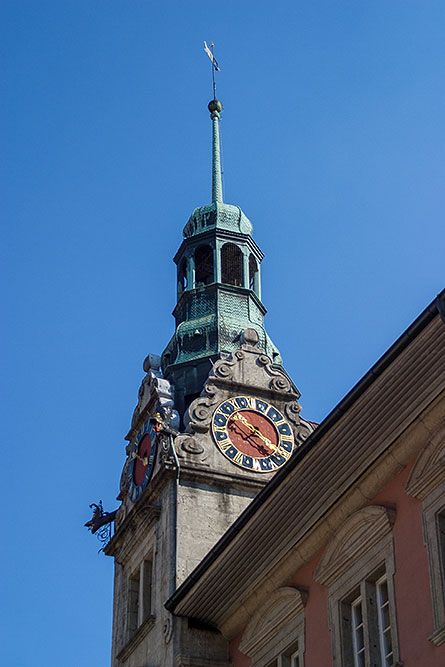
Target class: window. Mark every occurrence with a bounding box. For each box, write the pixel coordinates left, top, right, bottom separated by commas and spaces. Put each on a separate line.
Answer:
376, 575, 394, 666
195, 244, 214, 285
405, 429, 445, 645
127, 557, 153, 638
221, 243, 243, 287
314, 506, 401, 667
249, 254, 258, 292
238, 587, 306, 667
290, 648, 301, 667
265, 642, 300, 667
350, 593, 365, 667
340, 571, 395, 667
178, 257, 188, 295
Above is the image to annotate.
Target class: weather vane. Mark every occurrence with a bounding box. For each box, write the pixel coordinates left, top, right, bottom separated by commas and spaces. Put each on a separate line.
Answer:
204, 41, 220, 100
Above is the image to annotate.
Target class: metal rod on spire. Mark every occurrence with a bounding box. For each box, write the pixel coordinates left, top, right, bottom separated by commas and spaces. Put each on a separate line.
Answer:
204, 41, 223, 204
209, 99, 223, 203
204, 40, 220, 99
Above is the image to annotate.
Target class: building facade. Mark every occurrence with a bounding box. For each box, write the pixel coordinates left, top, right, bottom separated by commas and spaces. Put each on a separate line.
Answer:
168, 291, 445, 667
99, 97, 445, 667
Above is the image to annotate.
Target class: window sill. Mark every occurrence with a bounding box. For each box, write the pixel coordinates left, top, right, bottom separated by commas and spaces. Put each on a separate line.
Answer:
429, 625, 445, 646
116, 615, 156, 662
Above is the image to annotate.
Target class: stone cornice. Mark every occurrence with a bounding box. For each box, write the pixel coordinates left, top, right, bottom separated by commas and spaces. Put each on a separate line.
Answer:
176, 658, 231, 667
104, 501, 161, 562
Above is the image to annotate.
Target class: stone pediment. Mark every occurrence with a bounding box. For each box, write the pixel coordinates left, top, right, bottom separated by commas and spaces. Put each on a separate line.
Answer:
405, 425, 445, 499
239, 587, 307, 659
314, 506, 395, 587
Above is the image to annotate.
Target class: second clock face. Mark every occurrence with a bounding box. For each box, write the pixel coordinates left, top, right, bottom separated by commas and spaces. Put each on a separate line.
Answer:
211, 396, 295, 472
127, 419, 157, 503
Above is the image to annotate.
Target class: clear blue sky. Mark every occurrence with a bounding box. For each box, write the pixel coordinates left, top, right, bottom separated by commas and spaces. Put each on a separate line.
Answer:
2, 2, 444, 665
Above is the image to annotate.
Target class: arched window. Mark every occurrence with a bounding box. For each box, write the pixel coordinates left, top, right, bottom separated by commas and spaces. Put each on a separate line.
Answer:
249, 254, 258, 292
178, 257, 188, 295
194, 245, 214, 286
221, 243, 243, 287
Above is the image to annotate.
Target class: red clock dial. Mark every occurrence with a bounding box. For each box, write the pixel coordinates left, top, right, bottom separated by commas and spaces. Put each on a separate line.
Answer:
211, 396, 295, 473
133, 433, 152, 486
227, 410, 278, 457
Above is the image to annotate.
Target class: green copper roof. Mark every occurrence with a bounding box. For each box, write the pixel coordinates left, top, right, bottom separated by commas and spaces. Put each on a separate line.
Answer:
161, 98, 282, 417
183, 201, 253, 238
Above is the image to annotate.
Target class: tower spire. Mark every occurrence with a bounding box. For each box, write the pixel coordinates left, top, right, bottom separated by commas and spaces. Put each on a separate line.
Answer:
204, 41, 223, 204
208, 99, 223, 204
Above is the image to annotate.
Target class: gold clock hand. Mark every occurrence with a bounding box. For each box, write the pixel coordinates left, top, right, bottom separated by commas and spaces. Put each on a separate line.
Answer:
231, 413, 278, 452
131, 451, 149, 466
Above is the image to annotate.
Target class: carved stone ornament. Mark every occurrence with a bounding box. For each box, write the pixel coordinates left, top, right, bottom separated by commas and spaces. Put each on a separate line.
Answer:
129, 356, 176, 436
405, 425, 445, 500
178, 436, 204, 455
314, 505, 396, 587
295, 417, 316, 446
239, 587, 307, 659
179, 340, 314, 468
159, 432, 174, 465
162, 614, 173, 645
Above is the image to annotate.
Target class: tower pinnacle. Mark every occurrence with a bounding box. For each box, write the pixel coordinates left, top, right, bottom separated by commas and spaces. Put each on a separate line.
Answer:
208, 99, 223, 204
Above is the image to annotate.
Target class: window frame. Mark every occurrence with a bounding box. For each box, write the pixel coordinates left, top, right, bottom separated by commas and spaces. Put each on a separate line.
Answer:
332, 540, 399, 667
405, 427, 445, 645
420, 483, 445, 645
116, 550, 156, 662
314, 506, 401, 667
126, 555, 154, 638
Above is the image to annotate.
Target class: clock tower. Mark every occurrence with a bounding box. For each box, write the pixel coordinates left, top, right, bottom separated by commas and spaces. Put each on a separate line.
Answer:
103, 98, 315, 667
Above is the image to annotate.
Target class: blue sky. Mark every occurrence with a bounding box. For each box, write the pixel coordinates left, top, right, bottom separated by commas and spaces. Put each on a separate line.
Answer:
2, 2, 444, 665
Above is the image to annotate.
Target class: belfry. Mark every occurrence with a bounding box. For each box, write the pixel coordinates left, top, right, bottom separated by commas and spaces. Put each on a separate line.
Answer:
162, 98, 281, 421
98, 91, 315, 666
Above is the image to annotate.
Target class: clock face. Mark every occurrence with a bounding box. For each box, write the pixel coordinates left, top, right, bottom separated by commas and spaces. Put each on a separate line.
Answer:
211, 396, 294, 472
127, 419, 158, 502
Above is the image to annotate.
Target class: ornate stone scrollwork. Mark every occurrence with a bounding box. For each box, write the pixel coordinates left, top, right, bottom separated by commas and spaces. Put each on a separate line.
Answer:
285, 400, 301, 421
211, 354, 238, 381
159, 433, 173, 464
270, 375, 291, 392
214, 362, 233, 379
295, 419, 316, 447
163, 614, 173, 644
178, 436, 204, 455
203, 384, 218, 400
187, 400, 212, 432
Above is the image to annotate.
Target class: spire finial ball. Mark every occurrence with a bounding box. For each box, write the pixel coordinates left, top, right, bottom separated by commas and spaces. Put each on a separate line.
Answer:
208, 99, 222, 114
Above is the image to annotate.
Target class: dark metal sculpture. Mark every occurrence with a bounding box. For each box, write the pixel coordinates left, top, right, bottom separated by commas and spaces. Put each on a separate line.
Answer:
84, 501, 117, 551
